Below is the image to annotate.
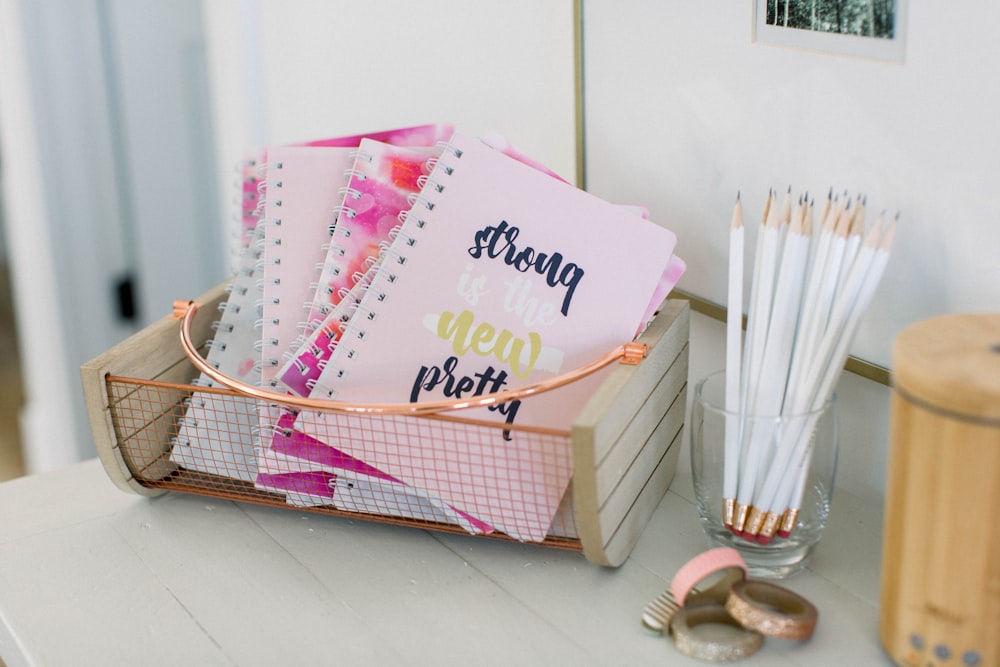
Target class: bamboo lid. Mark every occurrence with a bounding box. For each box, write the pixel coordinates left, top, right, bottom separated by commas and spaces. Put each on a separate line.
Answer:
892, 313, 1000, 422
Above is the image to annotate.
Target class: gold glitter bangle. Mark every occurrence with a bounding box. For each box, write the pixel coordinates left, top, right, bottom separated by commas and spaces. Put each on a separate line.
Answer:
669, 602, 764, 662
725, 580, 819, 640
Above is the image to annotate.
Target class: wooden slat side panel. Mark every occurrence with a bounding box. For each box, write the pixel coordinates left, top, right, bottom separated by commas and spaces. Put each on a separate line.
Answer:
575, 301, 690, 465
80, 282, 227, 495
80, 364, 130, 490
595, 424, 685, 567
571, 300, 690, 565
570, 432, 600, 555
595, 386, 686, 545
594, 364, 687, 504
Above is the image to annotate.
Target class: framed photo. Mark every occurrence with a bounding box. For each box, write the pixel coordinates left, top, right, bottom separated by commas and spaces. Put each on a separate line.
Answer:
753, 0, 907, 63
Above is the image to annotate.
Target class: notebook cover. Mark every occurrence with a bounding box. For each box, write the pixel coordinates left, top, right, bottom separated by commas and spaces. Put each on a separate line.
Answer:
295, 132, 678, 541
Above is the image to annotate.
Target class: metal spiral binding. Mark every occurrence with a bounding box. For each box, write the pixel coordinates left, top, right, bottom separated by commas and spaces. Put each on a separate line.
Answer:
258, 160, 288, 372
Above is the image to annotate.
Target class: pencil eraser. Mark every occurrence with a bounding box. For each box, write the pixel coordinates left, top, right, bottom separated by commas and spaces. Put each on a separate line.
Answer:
756, 535, 771, 545
777, 530, 791, 539
742, 532, 758, 543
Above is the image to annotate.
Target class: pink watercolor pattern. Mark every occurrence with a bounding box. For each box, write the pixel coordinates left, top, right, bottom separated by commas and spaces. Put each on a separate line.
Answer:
238, 123, 453, 249
275, 142, 439, 397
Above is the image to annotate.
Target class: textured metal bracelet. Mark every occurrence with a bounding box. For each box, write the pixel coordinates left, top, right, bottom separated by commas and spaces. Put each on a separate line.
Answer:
725, 579, 819, 640
669, 602, 764, 661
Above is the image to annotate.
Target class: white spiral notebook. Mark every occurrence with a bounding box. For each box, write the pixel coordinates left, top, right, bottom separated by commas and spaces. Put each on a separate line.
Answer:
170, 219, 265, 482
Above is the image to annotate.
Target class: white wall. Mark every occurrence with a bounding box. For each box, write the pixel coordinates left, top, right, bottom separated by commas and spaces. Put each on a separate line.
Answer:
582, 0, 1000, 370
202, 0, 579, 249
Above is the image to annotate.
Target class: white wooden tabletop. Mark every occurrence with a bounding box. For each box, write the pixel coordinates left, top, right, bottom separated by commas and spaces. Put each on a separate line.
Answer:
0, 457, 890, 666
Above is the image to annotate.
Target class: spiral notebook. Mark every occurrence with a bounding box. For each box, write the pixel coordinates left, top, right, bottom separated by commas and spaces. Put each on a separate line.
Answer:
274, 135, 567, 399
294, 131, 679, 541
172, 124, 453, 485
258, 145, 357, 391
170, 219, 266, 481
276, 141, 441, 398
304, 141, 442, 328
237, 124, 454, 251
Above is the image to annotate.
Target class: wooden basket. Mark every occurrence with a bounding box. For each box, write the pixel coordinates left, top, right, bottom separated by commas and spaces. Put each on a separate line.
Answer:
81, 282, 689, 566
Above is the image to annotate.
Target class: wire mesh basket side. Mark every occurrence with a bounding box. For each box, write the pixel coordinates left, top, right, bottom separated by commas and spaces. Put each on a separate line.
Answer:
104, 375, 582, 549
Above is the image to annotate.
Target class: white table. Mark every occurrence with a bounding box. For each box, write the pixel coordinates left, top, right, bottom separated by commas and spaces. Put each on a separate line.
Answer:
0, 458, 890, 666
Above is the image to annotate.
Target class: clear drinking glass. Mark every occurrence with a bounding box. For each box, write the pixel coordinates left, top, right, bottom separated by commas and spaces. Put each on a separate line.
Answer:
689, 370, 839, 578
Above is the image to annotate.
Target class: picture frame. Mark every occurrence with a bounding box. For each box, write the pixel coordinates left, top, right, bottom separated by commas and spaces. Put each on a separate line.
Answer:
753, 0, 908, 63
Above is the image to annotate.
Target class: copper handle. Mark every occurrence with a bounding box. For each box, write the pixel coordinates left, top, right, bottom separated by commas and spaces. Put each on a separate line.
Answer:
174, 298, 648, 417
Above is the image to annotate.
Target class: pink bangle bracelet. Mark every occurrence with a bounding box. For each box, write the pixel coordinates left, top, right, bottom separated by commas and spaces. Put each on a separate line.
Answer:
670, 546, 748, 606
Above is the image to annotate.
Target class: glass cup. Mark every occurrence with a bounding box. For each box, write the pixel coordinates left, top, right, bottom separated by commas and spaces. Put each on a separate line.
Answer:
689, 370, 838, 578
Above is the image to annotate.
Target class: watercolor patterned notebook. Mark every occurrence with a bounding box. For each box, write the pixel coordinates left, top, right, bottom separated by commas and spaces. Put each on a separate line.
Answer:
236, 124, 453, 251
275, 141, 441, 398
292, 132, 678, 542
257, 130, 452, 444
172, 124, 453, 485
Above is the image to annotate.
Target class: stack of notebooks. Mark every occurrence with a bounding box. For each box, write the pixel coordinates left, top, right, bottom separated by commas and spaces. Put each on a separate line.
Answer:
170, 124, 686, 542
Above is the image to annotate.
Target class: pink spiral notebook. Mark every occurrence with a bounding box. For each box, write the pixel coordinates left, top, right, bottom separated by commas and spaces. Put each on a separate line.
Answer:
275, 141, 441, 398
293, 132, 679, 542
237, 124, 453, 249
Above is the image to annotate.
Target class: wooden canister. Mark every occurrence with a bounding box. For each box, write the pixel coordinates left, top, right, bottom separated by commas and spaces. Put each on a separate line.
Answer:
879, 314, 1000, 667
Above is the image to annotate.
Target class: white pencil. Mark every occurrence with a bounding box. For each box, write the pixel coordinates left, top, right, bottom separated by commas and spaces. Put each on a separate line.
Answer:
766, 214, 896, 534
723, 193, 745, 528
734, 193, 783, 532
740, 197, 811, 538
718, 186, 896, 541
